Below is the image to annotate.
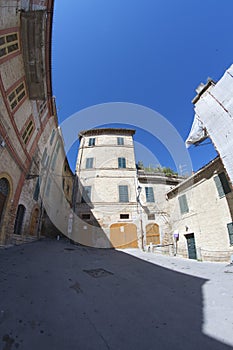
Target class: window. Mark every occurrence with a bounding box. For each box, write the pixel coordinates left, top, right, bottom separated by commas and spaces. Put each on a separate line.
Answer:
178, 194, 189, 214
227, 223, 233, 245
8, 81, 26, 111
120, 214, 129, 219
148, 213, 155, 220
0, 32, 19, 58
41, 148, 48, 168
82, 214, 91, 220
145, 187, 155, 202
86, 157, 94, 169
119, 185, 129, 202
45, 177, 51, 197
33, 177, 40, 201
38, 101, 47, 117
214, 172, 231, 198
88, 138, 95, 146
22, 119, 34, 145
50, 129, 56, 145
117, 137, 124, 145
51, 142, 60, 171
118, 157, 126, 168
82, 186, 92, 203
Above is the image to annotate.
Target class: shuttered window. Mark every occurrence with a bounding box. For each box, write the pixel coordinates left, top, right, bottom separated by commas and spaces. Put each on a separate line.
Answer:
51, 142, 60, 171
178, 194, 189, 214
119, 185, 129, 202
50, 129, 56, 145
45, 177, 51, 197
117, 137, 124, 145
227, 223, 233, 245
86, 157, 94, 169
145, 187, 155, 202
214, 172, 231, 198
88, 138, 95, 146
118, 157, 126, 168
82, 186, 92, 203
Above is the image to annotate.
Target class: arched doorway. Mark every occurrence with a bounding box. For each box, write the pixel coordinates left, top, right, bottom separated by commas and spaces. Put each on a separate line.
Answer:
14, 204, 26, 235
0, 178, 9, 226
29, 207, 40, 236
110, 223, 138, 248
146, 223, 160, 245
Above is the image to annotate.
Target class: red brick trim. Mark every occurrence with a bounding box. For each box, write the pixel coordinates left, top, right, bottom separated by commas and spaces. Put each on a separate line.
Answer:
0, 75, 32, 167
0, 122, 27, 173
0, 27, 19, 35
13, 172, 25, 207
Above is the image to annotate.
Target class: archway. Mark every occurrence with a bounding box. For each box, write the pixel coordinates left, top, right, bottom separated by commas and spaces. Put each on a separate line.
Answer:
29, 207, 40, 236
14, 204, 26, 235
110, 223, 138, 248
146, 223, 160, 245
0, 177, 9, 226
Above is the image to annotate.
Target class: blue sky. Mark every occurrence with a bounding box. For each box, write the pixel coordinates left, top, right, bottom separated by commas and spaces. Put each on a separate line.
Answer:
52, 0, 233, 173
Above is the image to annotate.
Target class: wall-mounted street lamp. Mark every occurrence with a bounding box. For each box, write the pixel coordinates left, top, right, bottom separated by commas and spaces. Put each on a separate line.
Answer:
137, 185, 142, 202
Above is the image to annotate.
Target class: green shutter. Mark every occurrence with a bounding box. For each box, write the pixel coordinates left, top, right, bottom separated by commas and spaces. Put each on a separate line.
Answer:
214, 173, 231, 198
219, 172, 231, 195
118, 157, 126, 168
86, 158, 93, 168
178, 194, 189, 214
117, 137, 124, 145
145, 187, 155, 202
119, 185, 129, 202
82, 186, 92, 203
227, 223, 233, 245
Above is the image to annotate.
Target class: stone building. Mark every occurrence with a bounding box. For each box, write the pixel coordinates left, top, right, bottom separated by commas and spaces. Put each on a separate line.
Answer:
74, 128, 138, 248
167, 157, 233, 262
186, 64, 233, 186
0, 0, 72, 245
137, 168, 181, 253
73, 128, 183, 249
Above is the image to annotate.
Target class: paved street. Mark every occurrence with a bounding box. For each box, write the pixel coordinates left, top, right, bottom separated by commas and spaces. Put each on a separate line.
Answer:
0, 239, 233, 350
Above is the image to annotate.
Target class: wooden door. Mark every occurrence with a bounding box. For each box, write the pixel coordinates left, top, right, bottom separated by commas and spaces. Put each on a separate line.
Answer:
30, 208, 39, 236
110, 223, 138, 248
146, 223, 160, 245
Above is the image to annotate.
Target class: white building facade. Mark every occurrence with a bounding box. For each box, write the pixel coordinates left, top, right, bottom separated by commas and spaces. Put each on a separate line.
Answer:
74, 128, 140, 248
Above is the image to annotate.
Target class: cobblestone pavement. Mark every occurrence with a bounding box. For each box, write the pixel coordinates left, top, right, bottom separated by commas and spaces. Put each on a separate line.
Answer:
0, 239, 233, 350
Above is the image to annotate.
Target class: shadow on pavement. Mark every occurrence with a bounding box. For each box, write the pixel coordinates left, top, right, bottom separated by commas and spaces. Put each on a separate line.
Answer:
0, 239, 231, 350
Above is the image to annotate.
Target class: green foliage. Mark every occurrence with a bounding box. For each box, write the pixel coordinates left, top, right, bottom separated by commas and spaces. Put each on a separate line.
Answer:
137, 162, 178, 177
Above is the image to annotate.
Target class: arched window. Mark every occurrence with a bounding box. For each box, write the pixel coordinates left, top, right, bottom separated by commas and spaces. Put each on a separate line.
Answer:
0, 178, 9, 225
14, 204, 26, 235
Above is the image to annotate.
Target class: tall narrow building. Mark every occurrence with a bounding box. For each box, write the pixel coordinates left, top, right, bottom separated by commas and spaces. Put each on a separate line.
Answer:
75, 128, 140, 248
